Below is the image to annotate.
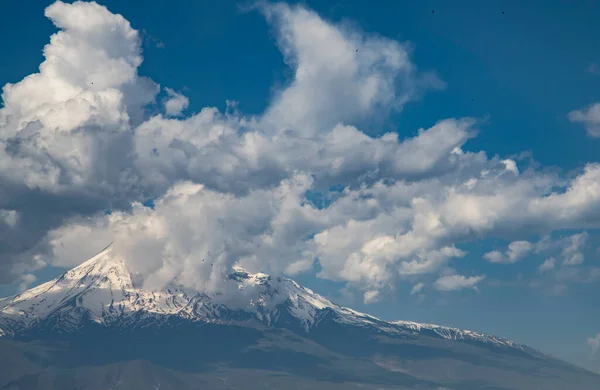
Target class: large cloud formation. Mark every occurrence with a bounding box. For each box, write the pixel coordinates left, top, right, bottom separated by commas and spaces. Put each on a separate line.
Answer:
1, 1, 599, 303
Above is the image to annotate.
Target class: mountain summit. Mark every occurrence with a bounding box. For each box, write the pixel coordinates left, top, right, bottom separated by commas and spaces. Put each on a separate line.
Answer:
0, 244, 373, 335
0, 245, 534, 348
0, 246, 598, 390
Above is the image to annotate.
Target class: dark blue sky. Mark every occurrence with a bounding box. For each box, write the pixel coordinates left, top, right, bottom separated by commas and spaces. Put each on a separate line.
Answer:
1, 0, 599, 371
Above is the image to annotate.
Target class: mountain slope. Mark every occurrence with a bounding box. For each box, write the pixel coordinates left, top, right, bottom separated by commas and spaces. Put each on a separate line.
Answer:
0, 245, 362, 337
0, 245, 533, 349
0, 245, 599, 390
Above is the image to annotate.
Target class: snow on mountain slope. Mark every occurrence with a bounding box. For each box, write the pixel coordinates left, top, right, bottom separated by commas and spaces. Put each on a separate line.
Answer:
390, 320, 529, 351
0, 244, 191, 333
0, 245, 534, 355
0, 244, 347, 335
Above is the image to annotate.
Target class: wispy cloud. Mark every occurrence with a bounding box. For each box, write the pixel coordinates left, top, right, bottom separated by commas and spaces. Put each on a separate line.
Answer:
588, 333, 600, 354
433, 274, 486, 292
587, 63, 600, 75
410, 282, 425, 295
569, 103, 600, 137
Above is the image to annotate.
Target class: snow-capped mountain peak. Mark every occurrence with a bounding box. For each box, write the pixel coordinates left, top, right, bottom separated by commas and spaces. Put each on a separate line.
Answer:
0, 246, 538, 358
0, 245, 345, 335
1, 245, 132, 319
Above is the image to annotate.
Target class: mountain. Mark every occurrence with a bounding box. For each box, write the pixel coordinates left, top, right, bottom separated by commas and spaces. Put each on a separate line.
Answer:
0, 245, 598, 390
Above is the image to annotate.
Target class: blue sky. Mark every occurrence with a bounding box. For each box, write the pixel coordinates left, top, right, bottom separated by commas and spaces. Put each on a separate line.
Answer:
1, 0, 600, 372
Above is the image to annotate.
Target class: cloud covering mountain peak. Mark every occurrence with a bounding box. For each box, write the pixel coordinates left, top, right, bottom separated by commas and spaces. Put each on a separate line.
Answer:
0, 1, 599, 305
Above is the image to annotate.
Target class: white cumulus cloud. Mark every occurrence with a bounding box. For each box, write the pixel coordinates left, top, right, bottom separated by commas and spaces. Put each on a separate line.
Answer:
433, 274, 486, 292
0, 1, 599, 304
538, 257, 556, 273
259, 2, 444, 136
484, 240, 533, 264
163, 88, 189, 116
